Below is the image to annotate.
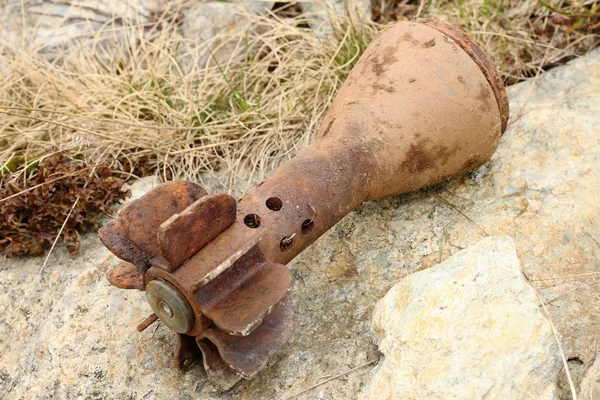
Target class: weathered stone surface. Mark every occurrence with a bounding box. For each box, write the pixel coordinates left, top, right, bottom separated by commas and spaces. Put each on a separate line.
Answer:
244, 0, 276, 15
361, 236, 563, 400
0, 43, 598, 400
302, 0, 372, 37
178, 2, 256, 70
0, 0, 163, 51
578, 351, 600, 400
0, 0, 270, 65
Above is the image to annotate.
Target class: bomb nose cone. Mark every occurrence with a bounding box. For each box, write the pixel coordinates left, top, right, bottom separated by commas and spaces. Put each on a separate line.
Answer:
146, 280, 194, 334
419, 18, 509, 133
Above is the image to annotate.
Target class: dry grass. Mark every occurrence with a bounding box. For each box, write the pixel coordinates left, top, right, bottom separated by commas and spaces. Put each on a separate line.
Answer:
377, 0, 600, 84
0, 0, 598, 194
0, 2, 377, 193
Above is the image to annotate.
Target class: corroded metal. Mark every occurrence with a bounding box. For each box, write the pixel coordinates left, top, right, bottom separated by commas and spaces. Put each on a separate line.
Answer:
146, 280, 194, 334
99, 19, 509, 391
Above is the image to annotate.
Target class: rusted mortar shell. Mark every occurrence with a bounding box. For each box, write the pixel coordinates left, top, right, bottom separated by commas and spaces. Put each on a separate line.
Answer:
159, 19, 508, 387
100, 19, 509, 390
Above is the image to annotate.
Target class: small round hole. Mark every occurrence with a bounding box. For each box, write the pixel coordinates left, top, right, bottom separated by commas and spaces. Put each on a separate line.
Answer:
280, 235, 294, 251
301, 219, 314, 234
266, 197, 283, 211
244, 214, 261, 228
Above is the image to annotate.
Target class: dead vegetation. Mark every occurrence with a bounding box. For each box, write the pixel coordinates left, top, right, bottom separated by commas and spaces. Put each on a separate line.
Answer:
420, 0, 600, 84
0, 155, 129, 257
0, 3, 377, 186
0, 0, 598, 256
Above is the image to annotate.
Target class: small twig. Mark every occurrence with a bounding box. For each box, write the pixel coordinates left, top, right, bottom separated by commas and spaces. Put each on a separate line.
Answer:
583, 230, 600, 248
8, 159, 103, 329
38, 198, 80, 279
9, 197, 80, 327
434, 193, 488, 237
142, 321, 163, 342
525, 273, 578, 400
285, 358, 378, 399
543, 285, 587, 306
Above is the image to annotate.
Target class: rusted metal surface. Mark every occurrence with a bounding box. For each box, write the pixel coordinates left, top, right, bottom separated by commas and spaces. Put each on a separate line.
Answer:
196, 260, 291, 336
196, 339, 242, 391
106, 261, 144, 290
100, 19, 509, 391
197, 295, 294, 389
146, 279, 195, 333
158, 193, 236, 270
174, 333, 202, 370
99, 181, 207, 274
136, 313, 158, 332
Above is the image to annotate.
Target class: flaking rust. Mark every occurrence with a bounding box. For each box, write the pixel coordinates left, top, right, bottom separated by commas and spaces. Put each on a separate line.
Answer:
99, 19, 509, 390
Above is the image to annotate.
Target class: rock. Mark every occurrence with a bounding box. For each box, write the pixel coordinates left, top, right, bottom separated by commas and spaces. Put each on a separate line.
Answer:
578, 352, 600, 399
0, 0, 163, 53
0, 0, 270, 67
244, 0, 276, 15
361, 236, 563, 400
302, 0, 372, 37
178, 2, 255, 71
0, 41, 598, 400
127, 175, 161, 201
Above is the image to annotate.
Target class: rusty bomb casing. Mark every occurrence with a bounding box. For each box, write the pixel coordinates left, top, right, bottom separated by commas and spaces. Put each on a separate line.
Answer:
99, 19, 509, 390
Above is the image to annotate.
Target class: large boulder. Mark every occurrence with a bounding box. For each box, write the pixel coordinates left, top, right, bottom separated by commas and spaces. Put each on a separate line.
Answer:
361, 236, 563, 400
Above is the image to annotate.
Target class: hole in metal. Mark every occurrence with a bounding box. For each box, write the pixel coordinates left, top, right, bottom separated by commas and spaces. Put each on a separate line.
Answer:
266, 197, 283, 211
280, 235, 294, 251
244, 214, 261, 228
301, 219, 314, 234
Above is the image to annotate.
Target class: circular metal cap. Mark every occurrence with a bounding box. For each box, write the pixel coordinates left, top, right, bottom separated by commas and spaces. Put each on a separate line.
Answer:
146, 280, 194, 334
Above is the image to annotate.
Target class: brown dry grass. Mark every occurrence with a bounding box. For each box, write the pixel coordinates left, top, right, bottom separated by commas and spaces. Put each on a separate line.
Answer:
0, 0, 598, 192
0, 2, 377, 193
418, 0, 600, 84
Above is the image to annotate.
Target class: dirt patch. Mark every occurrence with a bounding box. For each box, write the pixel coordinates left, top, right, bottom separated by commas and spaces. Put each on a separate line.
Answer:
399, 142, 436, 174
